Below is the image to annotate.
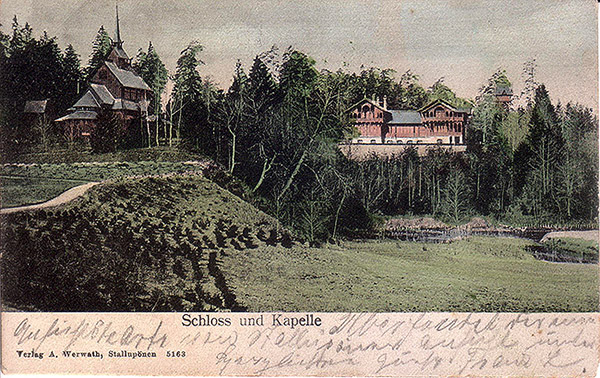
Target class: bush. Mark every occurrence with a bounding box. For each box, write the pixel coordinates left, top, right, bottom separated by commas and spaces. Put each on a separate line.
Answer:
90, 111, 125, 153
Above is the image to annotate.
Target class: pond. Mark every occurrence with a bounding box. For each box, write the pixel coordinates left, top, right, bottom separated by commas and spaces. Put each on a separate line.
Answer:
383, 228, 598, 264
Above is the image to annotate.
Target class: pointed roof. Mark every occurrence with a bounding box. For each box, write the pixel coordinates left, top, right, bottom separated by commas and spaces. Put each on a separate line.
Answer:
418, 99, 458, 113
347, 97, 390, 113
105, 61, 151, 90
114, 2, 123, 48
72, 90, 100, 108
110, 3, 129, 59
495, 85, 513, 96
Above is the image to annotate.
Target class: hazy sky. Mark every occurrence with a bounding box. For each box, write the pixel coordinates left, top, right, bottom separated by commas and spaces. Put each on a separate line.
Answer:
1, 0, 597, 111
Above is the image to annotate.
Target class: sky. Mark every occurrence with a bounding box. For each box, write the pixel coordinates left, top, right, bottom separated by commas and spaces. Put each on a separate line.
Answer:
0, 0, 597, 111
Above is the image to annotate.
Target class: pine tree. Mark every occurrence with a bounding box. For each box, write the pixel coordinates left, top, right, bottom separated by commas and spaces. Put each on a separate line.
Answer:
61, 44, 83, 109
85, 26, 111, 79
90, 110, 123, 153
515, 85, 564, 218
134, 41, 168, 146
171, 41, 205, 145
248, 56, 280, 113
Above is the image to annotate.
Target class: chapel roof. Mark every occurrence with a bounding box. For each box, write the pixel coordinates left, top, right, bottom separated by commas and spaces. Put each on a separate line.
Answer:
105, 61, 151, 91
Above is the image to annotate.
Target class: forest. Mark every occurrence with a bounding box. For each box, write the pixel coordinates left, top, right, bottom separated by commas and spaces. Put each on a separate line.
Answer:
1, 18, 598, 243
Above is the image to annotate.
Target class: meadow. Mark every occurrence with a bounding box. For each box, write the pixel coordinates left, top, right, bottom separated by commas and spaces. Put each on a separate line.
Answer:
1, 160, 206, 207
1, 174, 597, 312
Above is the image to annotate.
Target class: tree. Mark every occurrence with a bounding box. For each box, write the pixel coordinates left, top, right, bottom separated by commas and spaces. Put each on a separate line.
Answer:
442, 169, 470, 223
398, 70, 429, 109
555, 103, 598, 219
428, 77, 471, 108
515, 85, 564, 218
134, 42, 168, 147
220, 61, 249, 174
61, 44, 83, 110
520, 59, 538, 109
170, 41, 208, 149
85, 26, 111, 79
90, 111, 123, 153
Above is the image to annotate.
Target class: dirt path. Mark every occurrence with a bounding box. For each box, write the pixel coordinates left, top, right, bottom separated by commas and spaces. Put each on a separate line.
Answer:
540, 230, 599, 243
0, 182, 99, 215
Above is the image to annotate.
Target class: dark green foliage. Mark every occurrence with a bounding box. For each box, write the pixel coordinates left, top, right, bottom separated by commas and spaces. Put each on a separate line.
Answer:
85, 25, 111, 79
133, 42, 168, 147
0, 17, 84, 155
1, 175, 291, 311
90, 111, 124, 153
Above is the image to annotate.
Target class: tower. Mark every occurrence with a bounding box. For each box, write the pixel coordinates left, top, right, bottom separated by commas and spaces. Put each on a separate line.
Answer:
109, 2, 130, 69
114, 3, 123, 49
495, 84, 513, 110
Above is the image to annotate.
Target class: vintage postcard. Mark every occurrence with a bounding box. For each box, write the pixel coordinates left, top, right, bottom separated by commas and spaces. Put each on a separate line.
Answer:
0, 0, 598, 376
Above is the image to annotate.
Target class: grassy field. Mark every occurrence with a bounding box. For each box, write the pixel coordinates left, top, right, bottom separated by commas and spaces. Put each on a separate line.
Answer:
1, 161, 207, 207
225, 237, 598, 312
1, 174, 597, 312
1, 146, 202, 164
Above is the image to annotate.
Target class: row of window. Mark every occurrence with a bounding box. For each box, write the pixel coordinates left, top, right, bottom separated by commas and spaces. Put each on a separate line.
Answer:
356, 139, 430, 144
352, 112, 382, 118
425, 110, 462, 118
355, 137, 461, 144
123, 88, 145, 101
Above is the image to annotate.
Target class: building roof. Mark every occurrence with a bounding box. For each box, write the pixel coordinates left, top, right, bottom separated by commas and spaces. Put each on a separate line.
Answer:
24, 100, 48, 113
347, 97, 389, 113
112, 99, 139, 111
388, 110, 422, 125
112, 45, 129, 59
72, 90, 100, 109
105, 61, 151, 91
418, 99, 458, 113
90, 83, 115, 105
55, 110, 98, 122
495, 85, 513, 96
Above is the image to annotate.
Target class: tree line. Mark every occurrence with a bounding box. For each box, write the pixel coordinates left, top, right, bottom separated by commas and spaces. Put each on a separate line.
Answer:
0, 20, 597, 242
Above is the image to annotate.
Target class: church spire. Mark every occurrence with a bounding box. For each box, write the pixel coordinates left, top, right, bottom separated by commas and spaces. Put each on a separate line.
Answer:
114, 1, 123, 48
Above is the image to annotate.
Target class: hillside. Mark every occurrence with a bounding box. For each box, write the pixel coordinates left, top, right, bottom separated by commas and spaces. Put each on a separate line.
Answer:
1, 173, 291, 311
1, 171, 597, 312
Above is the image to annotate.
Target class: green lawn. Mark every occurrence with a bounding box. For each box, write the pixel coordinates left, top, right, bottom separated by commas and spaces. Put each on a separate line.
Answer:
1, 161, 207, 207
2, 174, 597, 312
224, 237, 598, 312
2, 146, 202, 164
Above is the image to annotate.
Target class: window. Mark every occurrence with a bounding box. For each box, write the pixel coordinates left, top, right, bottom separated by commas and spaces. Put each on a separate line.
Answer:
416, 140, 422, 144
370, 139, 376, 144
397, 140, 403, 144
386, 140, 393, 144
437, 139, 443, 144
406, 140, 413, 144
357, 139, 363, 144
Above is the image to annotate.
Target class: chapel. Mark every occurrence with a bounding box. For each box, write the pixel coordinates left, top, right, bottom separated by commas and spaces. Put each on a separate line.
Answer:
55, 6, 152, 140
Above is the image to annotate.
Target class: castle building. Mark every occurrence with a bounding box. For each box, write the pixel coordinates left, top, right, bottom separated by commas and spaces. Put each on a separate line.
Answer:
348, 97, 471, 146
55, 6, 152, 140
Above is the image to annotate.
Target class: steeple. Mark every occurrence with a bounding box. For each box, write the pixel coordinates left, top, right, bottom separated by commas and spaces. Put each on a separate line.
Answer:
114, 2, 123, 48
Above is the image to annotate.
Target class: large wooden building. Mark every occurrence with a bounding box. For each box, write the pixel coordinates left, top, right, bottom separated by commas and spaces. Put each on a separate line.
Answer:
348, 97, 471, 146
55, 7, 152, 140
